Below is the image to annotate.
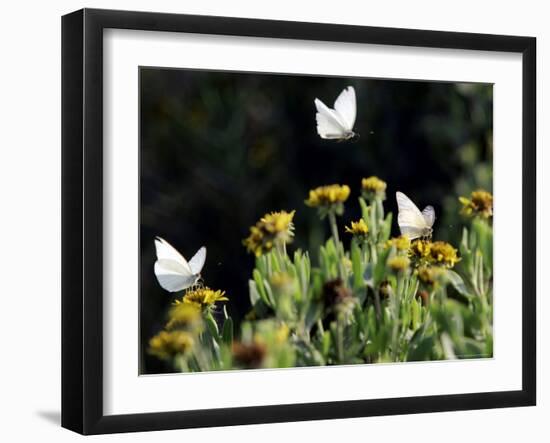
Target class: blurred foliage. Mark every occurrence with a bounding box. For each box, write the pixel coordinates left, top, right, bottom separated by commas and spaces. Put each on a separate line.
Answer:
140, 68, 492, 373
146, 185, 493, 371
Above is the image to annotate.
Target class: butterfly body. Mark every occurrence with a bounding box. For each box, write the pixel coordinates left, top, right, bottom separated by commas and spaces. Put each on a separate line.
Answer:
153, 237, 206, 292
396, 192, 435, 241
314, 86, 358, 140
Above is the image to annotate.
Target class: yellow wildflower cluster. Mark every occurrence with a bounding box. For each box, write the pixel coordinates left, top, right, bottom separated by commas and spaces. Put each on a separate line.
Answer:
175, 286, 228, 309
305, 184, 350, 208
416, 265, 444, 287
388, 255, 410, 272
270, 272, 295, 294
166, 302, 202, 330
410, 240, 460, 268
386, 235, 411, 252
148, 330, 195, 360
410, 239, 431, 260
274, 323, 290, 344
361, 176, 387, 199
148, 289, 223, 361
459, 189, 493, 219
345, 219, 369, 237
243, 210, 295, 256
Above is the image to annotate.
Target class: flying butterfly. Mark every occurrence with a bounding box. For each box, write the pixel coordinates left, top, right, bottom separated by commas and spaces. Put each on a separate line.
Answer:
314, 86, 358, 141
153, 236, 206, 292
396, 191, 435, 240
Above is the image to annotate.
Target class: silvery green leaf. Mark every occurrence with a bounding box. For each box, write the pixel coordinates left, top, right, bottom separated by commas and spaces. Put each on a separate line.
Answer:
445, 270, 469, 297
248, 280, 260, 306
363, 263, 374, 287
222, 317, 233, 345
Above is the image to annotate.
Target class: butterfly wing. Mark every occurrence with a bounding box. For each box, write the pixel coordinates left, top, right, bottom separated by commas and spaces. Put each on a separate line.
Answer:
314, 98, 347, 139
396, 192, 428, 240
154, 259, 196, 292
422, 205, 436, 228
154, 237, 192, 272
154, 237, 196, 292
188, 246, 206, 276
333, 86, 356, 131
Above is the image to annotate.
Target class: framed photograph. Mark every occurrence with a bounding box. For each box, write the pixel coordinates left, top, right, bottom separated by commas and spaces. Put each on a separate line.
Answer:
62, 8, 536, 435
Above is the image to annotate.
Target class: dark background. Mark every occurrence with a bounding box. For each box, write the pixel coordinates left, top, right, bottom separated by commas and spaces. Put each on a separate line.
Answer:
139, 67, 492, 374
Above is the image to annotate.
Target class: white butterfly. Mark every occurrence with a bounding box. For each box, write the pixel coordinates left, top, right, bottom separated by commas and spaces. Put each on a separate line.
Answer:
153, 237, 206, 292
396, 192, 435, 240
314, 86, 357, 140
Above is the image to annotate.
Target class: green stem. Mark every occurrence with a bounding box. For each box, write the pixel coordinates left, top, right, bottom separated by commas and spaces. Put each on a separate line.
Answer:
328, 211, 345, 280
373, 289, 382, 323
174, 354, 189, 372
275, 241, 287, 272
336, 317, 345, 363
370, 243, 378, 263
392, 279, 403, 361
316, 319, 325, 336
328, 211, 340, 246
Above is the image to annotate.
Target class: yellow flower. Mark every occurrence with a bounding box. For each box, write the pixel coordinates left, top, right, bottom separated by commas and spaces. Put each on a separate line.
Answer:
148, 330, 194, 359
345, 219, 369, 237
388, 255, 410, 272
361, 176, 387, 199
305, 184, 350, 208
243, 210, 295, 256
166, 302, 202, 330
416, 265, 444, 287
386, 235, 411, 252
175, 287, 228, 308
410, 239, 432, 260
429, 241, 460, 268
459, 189, 493, 219
260, 210, 295, 235
270, 272, 294, 294
410, 240, 459, 268
275, 323, 290, 344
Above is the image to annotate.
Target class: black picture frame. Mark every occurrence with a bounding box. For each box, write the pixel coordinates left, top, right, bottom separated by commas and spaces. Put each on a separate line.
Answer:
62, 8, 536, 435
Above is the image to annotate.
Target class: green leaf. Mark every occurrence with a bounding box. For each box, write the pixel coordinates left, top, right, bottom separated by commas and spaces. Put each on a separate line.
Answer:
440, 332, 457, 359
322, 331, 332, 357
363, 263, 374, 286
264, 280, 275, 307
380, 212, 393, 243
221, 317, 233, 345
366, 305, 377, 337
351, 239, 364, 292
248, 280, 260, 306
445, 270, 469, 297
270, 250, 281, 273
359, 197, 370, 221
305, 302, 322, 330
460, 226, 470, 253
255, 255, 268, 275
407, 336, 436, 361
253, 270, 274, 308
458, 337, 488, 359
411, 298, 421, 330
295, 250, 311, 302
204, 311, 219, 339
373, 246, 391, 287
473, 218, 493, 272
